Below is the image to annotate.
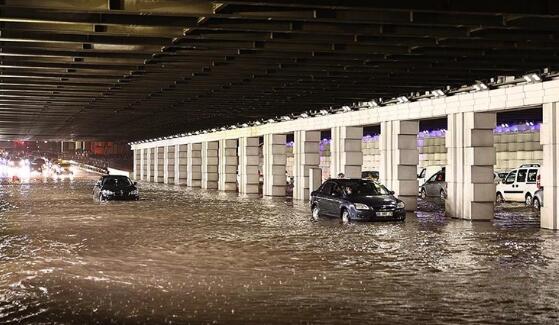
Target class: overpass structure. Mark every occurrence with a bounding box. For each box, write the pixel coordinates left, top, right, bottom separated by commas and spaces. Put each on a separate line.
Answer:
132, 77, 559, 229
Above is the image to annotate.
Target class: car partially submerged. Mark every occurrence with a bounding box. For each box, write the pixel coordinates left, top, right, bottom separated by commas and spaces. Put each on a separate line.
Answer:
94, 175, 139, 201
310, 179, 405, 222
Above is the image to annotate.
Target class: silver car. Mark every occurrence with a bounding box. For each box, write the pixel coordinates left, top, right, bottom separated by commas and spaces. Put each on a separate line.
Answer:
533, 188, 543, 210
419, 170, 447, 199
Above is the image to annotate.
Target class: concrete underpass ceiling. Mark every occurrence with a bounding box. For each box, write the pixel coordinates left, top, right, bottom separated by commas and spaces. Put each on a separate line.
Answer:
1, 0, 559, 141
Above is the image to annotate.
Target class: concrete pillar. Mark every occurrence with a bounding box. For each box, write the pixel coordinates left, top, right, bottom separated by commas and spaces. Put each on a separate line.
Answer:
263, 134, 287, 197
238, 137, 260, 195
187, 143, 202, 188
146, 148, 152, 182
293, 130, 320, 200
201, 141, 219, 189
309, 167, 323, 194
154, 147, 164, 183
175, 144, 188, 185
541, 102, 559, 229
140, 148, 145, 181
330, 126, 363, 178
132, 149, 138, 180
218, 139, 238, 191
446, 112, 496, 220
164, 145, 175, 184
380, 120, 419, 211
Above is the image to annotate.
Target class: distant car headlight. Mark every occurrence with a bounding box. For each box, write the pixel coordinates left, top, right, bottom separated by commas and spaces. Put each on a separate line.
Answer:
129, 189, 139, 195
101, 189, 114, 196
397, 201, 405, 209
354, 203, 370, 210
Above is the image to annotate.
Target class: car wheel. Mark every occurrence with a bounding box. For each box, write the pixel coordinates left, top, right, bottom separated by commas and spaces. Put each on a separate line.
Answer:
525, 194, 532, 206
341, 209, 350, 223
420, 189, 427, 200
99, 194, 105, 202
311, 205, 320, 221
440, 190, 446, 199
533, 197, 541, 210
496, 192, 504, 204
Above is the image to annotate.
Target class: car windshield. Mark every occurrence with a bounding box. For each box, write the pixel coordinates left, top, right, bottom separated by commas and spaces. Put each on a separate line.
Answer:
343, 180, 391, 196
60, 163, 71, 167
103, 176, 132, 188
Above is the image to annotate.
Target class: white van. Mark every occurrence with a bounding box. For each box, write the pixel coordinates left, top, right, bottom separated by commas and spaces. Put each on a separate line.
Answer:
496, 165, 541, 205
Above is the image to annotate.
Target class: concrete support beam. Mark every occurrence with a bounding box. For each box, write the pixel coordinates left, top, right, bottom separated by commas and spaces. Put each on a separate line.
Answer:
146, 148, 153, 182
133, 149, 139, 180
380, 120, 419, 211
201, 141, 219, 189
187, 143, 202, 188
263, 134, 287, 197
309, 167, 323, 195
446, 112, 496, 220
330, 126, 363, 178
238, 137, 260, 195
293, 130, 320, 200
175, 144, 187, 185
164, 145, 175, 184
218, 139, 238, 191
140, 148, 145, 181
154, 147, 164, 183
541, 102, 559, 229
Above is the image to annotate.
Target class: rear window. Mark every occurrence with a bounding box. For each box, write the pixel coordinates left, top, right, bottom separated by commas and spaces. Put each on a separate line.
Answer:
527, 169, 538, 183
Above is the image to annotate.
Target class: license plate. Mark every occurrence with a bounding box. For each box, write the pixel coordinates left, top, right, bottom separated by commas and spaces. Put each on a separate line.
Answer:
376, 211, 393, 217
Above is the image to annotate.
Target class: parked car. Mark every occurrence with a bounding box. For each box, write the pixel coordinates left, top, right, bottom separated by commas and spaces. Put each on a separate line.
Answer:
93, 175, 139, 201
496, 165, 540, 205
310, 179, 406, 222
361, 170, 379, 181
419, 170, 446, 199
533, 188, 543, 210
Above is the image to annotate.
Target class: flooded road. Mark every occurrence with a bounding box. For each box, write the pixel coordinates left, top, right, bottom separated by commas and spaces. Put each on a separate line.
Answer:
1, 175, 559, 324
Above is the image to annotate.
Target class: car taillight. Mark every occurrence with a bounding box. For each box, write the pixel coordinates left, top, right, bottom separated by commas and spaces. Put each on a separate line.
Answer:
537, 174, 541, 189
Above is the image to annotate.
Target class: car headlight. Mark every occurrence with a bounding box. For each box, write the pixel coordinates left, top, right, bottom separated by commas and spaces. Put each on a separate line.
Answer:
101, 189, 114, 196
354, 203, 369, 210
397, 201, 405, 209
129, 189, 138, 195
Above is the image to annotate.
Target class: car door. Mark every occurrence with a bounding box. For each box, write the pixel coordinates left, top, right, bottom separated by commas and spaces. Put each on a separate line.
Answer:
525, 168, 539, 198
322, 183, 344, 216
317, 182, 336, 216
500, 169, 518, 201
511, 169, 528, 201
425, 173, 439, 196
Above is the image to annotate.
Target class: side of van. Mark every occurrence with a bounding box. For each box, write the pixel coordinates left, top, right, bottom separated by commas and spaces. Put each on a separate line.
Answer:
496, 165, 541, 205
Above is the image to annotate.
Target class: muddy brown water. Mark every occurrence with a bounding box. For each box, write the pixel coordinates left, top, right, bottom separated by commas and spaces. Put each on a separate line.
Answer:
1, 175, 558, 324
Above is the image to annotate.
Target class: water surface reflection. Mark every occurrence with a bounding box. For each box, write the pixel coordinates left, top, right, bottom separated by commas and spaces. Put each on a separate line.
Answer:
1, 177, 558, 324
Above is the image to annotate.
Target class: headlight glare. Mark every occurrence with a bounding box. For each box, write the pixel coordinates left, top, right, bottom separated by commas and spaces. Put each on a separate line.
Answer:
101, 189, 114, 196
354, 203, 369, 210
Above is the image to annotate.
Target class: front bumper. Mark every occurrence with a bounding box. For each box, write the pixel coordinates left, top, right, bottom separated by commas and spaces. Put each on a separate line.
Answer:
101, 193, 139, 201
351, 208, 406, 221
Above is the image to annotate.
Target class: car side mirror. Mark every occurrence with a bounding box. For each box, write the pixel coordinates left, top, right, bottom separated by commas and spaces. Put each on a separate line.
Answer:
133, 182, 137, 185
389, 190, 395, 195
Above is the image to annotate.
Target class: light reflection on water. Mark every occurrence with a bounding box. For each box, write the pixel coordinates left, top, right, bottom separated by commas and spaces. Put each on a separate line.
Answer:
0, 176, 558, 324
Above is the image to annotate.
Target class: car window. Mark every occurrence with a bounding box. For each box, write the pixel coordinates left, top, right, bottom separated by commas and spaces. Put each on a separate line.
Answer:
505, 170, 517, 184
435, 173, 445, 182
517, 169, 527, 183
332, 184, 344, 196
320, 182, 333, 194
428, 173, 440, 182
527, 169, 538, 183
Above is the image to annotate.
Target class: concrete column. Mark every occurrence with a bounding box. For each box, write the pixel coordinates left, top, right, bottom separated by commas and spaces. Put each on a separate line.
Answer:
446, 112, 496, 220
238, 137, 260, 195
218, 139, 238, 191
187, 143, 202, 188
146, 148, 152, 182
541, 102, 559, 229
330, 126, 363, 178
309, 167, 323, 194
132, 149, 138, 180
175, 144, 188, 185
380, 120, 419, 211
140, 148, 145, 181
155, 147, 164, 183
164, 145, 175, 184
293, 130, 320, 200
201, 141, 219, 189
263, 134, 287, 197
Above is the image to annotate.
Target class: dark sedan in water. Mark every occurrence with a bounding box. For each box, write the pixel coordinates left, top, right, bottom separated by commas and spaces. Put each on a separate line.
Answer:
310, 179, 406, 222
93, 175, 139, 201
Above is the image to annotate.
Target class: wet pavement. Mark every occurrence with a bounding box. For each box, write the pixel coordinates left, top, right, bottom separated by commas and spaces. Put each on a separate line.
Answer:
1, 174, 559, 324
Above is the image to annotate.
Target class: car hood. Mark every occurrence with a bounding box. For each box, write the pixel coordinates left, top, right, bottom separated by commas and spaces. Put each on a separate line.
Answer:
349, 195, 400, 208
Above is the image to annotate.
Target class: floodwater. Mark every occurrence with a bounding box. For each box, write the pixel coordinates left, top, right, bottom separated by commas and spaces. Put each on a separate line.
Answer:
1, 174, 559, 324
